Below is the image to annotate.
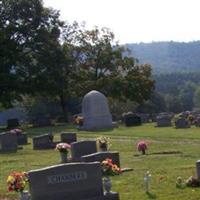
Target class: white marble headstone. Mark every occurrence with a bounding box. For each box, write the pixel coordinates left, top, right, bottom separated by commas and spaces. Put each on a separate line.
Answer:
81, 90, 113, 131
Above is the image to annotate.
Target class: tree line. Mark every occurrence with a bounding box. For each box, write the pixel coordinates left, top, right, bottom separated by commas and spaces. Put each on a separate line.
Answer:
136, 72, 200, 113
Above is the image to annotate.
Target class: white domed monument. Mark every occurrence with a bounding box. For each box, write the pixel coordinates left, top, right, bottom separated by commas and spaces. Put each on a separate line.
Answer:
81, 90, 113, 131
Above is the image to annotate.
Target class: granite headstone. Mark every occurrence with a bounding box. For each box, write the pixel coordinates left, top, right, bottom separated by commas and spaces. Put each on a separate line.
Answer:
33, 134, 54, 150
60, 132, 77, 144
28, 162, 119, 200
81, 90, 113, 131
0, 132, 18, 152
81, 151, 120, 167
71, 140, 97, 162
175, 117, 190, 128
156, 114, 172, 127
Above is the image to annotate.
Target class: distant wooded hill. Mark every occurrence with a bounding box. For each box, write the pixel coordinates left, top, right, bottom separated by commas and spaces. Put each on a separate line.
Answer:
126, 41, 200, 74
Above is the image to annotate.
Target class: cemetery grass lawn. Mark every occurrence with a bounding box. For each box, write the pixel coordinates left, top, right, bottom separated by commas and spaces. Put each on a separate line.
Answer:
1, 123, 200, 199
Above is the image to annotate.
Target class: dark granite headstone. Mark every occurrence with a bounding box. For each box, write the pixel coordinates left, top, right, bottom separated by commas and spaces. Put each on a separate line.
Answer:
195, 116, 200, 127
60, 132, 77, 144
71, 140, 97, 162
28, 162, 119, 200
0, 132, 18, 152
156, 115, 172, 127
123, 112, 142, 127
33, 134, 54, 150
175, 118, 190, 128
81, 151, 120, 167
17, 134, 28, 145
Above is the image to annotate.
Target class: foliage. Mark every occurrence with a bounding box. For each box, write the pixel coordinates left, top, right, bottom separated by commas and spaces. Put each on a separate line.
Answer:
72, 27, 155, 104
55, 143, 71, 153
7, 171, 28, 193
0, 0, 63, 107
193, 87, 200, 110
96, 136, 111, 150
126, 41, 200, 74
101, 158, 121, 176
74, 116, 84, 126
186, 176, 200, 187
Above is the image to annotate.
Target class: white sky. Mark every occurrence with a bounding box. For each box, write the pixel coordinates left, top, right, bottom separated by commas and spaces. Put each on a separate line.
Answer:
43, 0, 200, 44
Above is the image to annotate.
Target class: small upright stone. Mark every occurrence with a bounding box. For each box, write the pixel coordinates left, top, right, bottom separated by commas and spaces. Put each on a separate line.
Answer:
196, 160, 200, 180
81, 90, 113, 131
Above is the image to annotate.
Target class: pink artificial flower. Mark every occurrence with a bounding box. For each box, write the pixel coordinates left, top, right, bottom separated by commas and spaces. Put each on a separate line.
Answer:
10, 128, 22, 135
137, 141, 147, 154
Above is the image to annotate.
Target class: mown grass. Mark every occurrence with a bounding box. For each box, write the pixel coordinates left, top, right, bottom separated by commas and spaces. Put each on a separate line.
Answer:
1, 123, 200, 199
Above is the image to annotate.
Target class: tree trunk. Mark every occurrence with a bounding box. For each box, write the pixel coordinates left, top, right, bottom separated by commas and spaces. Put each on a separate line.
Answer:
59, 94, 68, 122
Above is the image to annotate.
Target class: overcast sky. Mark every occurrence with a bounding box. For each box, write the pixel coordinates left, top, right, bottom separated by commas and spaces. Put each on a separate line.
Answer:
43, 0, 200, 44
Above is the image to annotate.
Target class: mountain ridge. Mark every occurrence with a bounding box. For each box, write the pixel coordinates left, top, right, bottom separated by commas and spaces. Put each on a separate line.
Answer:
125, 41, 200, 74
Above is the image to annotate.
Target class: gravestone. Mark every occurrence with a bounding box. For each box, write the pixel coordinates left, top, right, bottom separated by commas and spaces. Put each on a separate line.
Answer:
123, 112, 142, 127
60, 132, 77, 144
28, 162, 119, 200
81, 151, 120, 167
81, 90, 113, 131
0, 132, 18, 152
7, 118, 19, 129
196, 160, 200, 180
17, 134, 28, 145
33, 134, 54, 150
156, 115, 172, 127
71, 140, 97, 162
195, 116, 200, 127
175, 118, 190, 128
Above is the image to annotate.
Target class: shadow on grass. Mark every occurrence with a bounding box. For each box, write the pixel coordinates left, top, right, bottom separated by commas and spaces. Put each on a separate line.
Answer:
134, 151, 182, 157
146, 191, 157, 199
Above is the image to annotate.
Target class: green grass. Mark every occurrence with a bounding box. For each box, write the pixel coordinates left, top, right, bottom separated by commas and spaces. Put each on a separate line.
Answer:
1, 123, 200, 199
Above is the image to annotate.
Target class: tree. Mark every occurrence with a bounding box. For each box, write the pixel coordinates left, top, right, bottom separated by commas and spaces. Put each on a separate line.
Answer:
136, 91, 166, 113
193, 87, 200, 110
0, 0, 63, 107
179, 81, 196, 111
73, 27, 155, 104
165, 95, 182, 113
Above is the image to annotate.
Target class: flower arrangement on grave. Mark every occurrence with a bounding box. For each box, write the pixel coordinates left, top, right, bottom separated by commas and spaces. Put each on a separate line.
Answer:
55, 143, 71, 163
7, 171, 29, 193
55, 142, 71, 153
137, 141, 148, 155
96, 136, 111, 151
176, 176, 185, 189
101, 158, 122, 194
74, 116, 84, 126
101, 158, 122, 177
186, 176, 200, 187
175, 175, 200, 189
10, 128, 22, 135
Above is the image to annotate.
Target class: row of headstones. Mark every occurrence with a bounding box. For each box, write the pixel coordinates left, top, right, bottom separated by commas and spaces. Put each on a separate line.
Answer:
0, 131, 120, 167
156, 114, 196, 128
31, 132, 121, 200
33, 132, 120, 166
1, 131, 121, 199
